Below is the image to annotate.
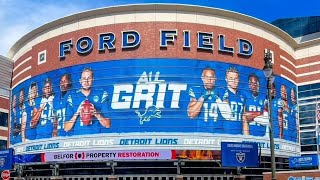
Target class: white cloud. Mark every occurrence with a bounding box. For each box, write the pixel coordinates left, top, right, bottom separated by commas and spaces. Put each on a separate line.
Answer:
0, 1, 89, 56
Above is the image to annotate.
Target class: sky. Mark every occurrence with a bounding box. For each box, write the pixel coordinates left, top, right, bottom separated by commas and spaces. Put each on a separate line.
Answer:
0, 0, 319, 56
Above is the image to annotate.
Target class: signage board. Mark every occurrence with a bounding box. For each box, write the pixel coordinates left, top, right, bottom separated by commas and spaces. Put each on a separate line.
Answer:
289, 154, 319, 168
221, 142, 259, 167
0, 149, 13, 170
44, 150, 175, 162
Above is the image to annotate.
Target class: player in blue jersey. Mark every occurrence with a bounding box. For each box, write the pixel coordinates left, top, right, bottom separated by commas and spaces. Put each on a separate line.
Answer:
31, 78, 57, 139
220, 67, 246, 135
53, 73, 73, 137
289, 87, 298, 142
187, 67, 231, 134
243, 73, 268, 136
22, 82, 38, 141
64, 67, 110, 135
13, 89, 26, 143
278, 84, 290, 140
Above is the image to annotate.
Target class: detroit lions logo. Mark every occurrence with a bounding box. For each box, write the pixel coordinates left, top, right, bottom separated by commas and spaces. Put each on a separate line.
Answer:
236, 152, 245, 163
135, 105, 161, 125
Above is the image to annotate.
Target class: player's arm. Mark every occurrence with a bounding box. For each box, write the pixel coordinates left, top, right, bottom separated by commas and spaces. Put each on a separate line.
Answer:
187, 97, 204, 119
242, 108, 250, 135
64, 105, 80, 132
31, 103, 46, 128
216, 97, 231, 120
94, 112, 110, 128
52, 112, 58, 137
21, 111, 27, 142
93, 91, 111, 128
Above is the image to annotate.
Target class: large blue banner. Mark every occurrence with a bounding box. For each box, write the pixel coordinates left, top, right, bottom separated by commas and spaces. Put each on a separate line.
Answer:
221, 142, 259, 167
289, 155, 319, 168
10, 58, 298, 154
0, 148, 13, 170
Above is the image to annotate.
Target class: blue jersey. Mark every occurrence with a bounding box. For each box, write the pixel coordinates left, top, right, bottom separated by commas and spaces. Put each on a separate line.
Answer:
25, 102, 36, 140
188, 86, 223, 133
54, 91, 73, 137
67, 88, 109, 135
35, 96, 55, 139
13, 105, 25, 144
245, 92, 267, 136
220, 88, 246, 135
271, 98, 283, 139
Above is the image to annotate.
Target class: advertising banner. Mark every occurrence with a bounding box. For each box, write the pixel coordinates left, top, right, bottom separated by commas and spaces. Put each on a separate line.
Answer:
0, 148, 13, 170
289, 154, 319, 168
44, 150, 174, 162
221, 142, 259, 167
10, 58, 298, 155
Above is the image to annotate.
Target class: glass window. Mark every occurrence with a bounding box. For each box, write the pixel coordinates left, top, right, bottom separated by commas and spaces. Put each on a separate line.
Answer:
0, 112, 8, 127
0, 140, 6, 149
300, 138, 317, 145
301, 145, 317, 151
299, 104, 316, 112
300, 131, 316, 138
300, 118, 315, 125
300, 126, 316, 130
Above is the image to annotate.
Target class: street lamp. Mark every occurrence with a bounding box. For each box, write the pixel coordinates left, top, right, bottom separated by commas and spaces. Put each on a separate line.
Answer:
263, 49, 276, 180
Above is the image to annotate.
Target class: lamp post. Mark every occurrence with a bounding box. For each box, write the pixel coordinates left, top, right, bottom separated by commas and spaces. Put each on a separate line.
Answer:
263, 49, 276, 180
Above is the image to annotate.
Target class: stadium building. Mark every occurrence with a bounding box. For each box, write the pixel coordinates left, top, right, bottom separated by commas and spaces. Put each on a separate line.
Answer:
3, 4, 320, 180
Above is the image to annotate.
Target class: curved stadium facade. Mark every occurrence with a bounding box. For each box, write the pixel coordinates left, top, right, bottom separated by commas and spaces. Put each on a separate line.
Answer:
3, 4, 320, 179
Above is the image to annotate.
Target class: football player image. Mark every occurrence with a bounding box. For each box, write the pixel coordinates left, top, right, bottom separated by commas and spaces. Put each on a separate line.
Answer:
23, 82, 38, 141
243, 73, 268, 136
54, 73, 73, 137
279, 84, 290, 140
14, 88, 26, 143
64, 67, 110, 135
289, 87, 298, 142
220, 67, 246, 135
31, 78, 57, 139
187, 67, 231, 133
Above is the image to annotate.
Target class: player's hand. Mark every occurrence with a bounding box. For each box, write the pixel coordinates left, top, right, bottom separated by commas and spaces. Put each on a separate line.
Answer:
89, 103, 96, 116
76, 100, 85, 116
200, 90, 212, 101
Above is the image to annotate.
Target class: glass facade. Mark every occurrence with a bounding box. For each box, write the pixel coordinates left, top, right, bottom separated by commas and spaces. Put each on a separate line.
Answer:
0, 140, 7, 149
271, 16, 320, 38
0, 112, 8, 127
298, 83, 320, 155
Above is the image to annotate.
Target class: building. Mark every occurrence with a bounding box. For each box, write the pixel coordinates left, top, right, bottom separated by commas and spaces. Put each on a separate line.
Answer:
4, 4, 320, 179
0, 55, 13, 150
272, 16, 320, 159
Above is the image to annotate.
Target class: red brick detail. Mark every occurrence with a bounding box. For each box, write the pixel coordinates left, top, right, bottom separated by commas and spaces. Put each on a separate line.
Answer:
0, 97, 9, 110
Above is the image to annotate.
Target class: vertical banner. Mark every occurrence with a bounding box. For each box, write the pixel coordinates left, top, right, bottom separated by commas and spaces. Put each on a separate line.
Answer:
0, 148, 13, 170
221, 142, 259, 167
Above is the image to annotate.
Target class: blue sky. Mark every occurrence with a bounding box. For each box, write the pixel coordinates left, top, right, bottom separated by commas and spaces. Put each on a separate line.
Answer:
0, 0, 319, 56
